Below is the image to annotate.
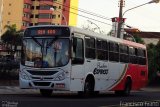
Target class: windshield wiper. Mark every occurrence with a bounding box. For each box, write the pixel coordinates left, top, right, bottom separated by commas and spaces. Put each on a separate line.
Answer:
31, 36, 42, 47
46, 37, 58, 48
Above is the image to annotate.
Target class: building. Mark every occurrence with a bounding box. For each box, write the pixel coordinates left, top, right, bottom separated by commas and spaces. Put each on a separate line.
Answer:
0, 0, 79, 36
125, 28, 160, 45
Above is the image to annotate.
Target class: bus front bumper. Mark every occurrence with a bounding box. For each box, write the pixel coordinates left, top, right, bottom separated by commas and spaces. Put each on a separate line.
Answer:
19, 77, 68, 90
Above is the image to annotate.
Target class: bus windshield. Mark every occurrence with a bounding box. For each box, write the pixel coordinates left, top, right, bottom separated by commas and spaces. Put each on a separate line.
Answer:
22, 38, 70, 68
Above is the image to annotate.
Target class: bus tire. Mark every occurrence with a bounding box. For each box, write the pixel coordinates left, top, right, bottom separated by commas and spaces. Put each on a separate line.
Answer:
40, 89, 53, 97
123, 78, 132, 96
84, 75, 95, 96
115, 78, 132, 96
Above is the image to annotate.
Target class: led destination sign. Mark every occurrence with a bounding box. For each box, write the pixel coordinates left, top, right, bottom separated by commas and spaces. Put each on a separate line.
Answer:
24, 27, 70, 37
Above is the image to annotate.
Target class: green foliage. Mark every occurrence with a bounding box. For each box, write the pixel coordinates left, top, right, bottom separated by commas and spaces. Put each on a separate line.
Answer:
1, 24, 22, 52
134, 35, 145, 44
1, 24, 16, 44
147, 43, 156, 83
147, 40, 160, 85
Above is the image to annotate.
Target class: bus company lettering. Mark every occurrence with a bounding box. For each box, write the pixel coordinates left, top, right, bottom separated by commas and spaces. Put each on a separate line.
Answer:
93, 63, 108, 75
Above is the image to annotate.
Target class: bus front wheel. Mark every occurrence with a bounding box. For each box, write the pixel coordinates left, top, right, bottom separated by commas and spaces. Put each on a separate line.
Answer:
40, 89, 53, 97
84, 76, 95, 96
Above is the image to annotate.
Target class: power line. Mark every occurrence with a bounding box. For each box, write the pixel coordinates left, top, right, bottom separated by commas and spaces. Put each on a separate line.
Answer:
42, 2, 113, 26
53, 1, 112, 21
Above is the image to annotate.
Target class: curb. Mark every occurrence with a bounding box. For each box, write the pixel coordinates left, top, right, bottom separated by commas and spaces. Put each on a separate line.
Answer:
0, 86, 160, 94
140, 87, 160, 92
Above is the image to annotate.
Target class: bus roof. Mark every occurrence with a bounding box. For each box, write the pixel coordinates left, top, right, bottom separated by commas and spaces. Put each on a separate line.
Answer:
69, 26, 146, 49
25, 25, 146, 49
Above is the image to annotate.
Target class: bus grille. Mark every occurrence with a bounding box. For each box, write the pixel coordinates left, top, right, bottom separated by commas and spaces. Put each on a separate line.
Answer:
33, 82, 51, 86
27, 70, 58, 76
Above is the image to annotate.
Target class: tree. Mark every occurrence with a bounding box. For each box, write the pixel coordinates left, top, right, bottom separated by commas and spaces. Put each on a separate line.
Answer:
81, 21, 107, 35
147, 43, 157, 84
134, 35, 145, 44
1, 24, 22, 53
1, 24, 17, 43
147, 40, 160, 85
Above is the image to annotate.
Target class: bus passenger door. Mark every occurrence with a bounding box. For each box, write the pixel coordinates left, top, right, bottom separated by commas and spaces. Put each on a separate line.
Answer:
70, 36, 85, 91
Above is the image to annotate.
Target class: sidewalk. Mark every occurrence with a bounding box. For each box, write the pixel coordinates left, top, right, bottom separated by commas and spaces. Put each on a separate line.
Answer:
0, 86, 39, 94
141, 86, 160, 92
0, 86, 160, 94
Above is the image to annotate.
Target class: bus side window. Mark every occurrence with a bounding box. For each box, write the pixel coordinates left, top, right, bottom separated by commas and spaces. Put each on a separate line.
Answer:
129, 47, 137, 64
72, 37, 84, 64
137, 49, 146, 65
109, 41, 119, 62
85, 37, 96, 59
120, 44, 129, 63
96, 39, 106, 60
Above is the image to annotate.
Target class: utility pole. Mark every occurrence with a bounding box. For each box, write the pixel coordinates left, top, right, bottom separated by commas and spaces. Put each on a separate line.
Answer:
117, 0, 125, 38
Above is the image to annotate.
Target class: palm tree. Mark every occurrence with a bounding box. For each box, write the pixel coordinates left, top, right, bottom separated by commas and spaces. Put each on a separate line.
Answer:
1, 24, 22, 54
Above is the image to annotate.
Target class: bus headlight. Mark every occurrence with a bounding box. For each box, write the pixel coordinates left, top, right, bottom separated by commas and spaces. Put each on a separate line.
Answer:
20, 72, 30, 80
54, 72, 65, 81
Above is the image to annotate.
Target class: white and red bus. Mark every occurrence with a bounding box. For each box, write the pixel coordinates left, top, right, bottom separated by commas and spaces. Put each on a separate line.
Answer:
20, 25, 148, 96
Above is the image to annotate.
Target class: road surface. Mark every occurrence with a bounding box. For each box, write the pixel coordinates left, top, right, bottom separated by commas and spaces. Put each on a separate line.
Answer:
0, 89, 160, 107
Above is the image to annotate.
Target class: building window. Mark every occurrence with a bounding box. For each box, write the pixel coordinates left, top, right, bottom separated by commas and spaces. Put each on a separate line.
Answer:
39, 14, 52, 19
53, 6, 57, 10
31, 6, 34, 9
24, 4, 31, 9
24, 4, 27, 8
36, 6, 40, 10
35, 14, 39, 18
38, 22, 51, 25
29, 23, 33, 26
9, 4, 11, 6
39, 5, 52, 10
22, 21, 29, 27
7, 21, 10, 25
24, 13, 30, 18
52, 14, 56, 19
58, 14, 60, 18
30, 14, 34, 18
8, 12, 11, 15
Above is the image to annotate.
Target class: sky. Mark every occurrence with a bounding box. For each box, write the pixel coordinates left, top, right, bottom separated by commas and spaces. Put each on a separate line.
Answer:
76, 0, 160, 34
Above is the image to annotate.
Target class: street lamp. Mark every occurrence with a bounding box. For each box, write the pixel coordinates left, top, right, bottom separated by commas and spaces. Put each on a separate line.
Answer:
50, 7, 67, 25
123, 0, 160, 16
87, 20, 101, 33
117, 0, 160, 39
